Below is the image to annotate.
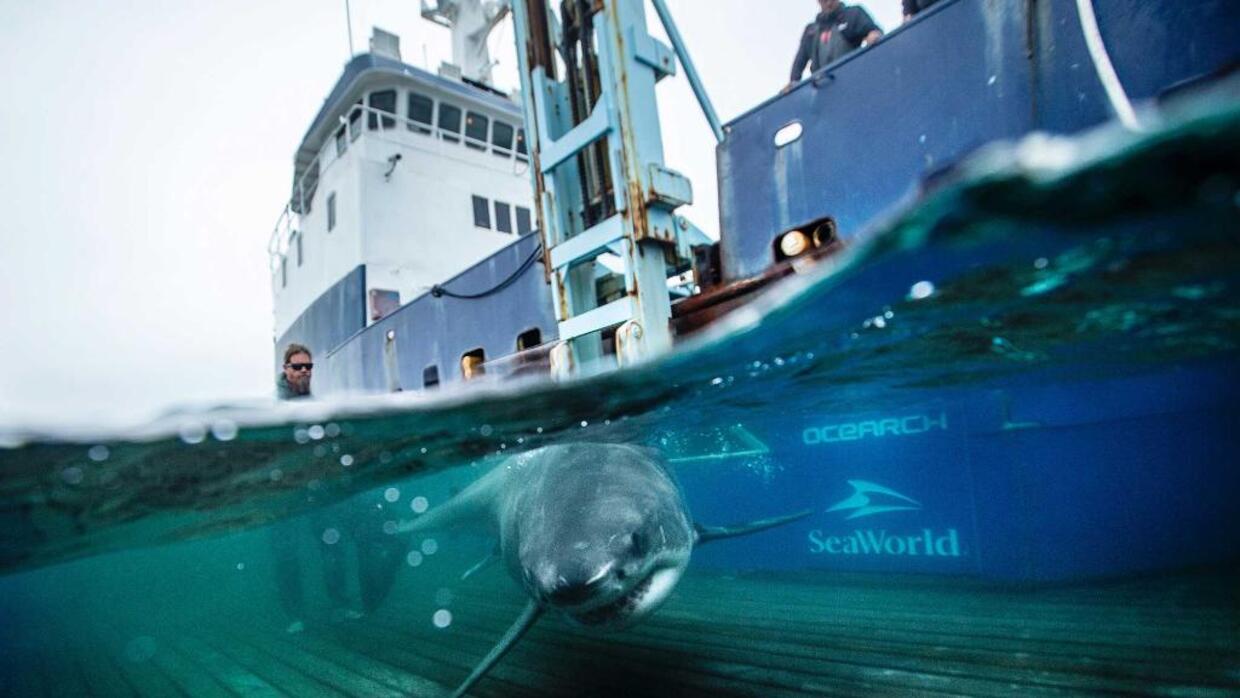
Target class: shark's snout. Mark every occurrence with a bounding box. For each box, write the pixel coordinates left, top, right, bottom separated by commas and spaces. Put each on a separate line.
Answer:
537, 560, 615, 606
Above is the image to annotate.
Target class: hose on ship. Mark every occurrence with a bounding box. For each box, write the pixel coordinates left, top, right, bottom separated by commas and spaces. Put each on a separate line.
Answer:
1074, 0, 1143, 130
430, 244, 544, 300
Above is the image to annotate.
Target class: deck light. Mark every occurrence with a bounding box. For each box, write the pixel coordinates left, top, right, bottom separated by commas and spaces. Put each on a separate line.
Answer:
779, 230, 810, 258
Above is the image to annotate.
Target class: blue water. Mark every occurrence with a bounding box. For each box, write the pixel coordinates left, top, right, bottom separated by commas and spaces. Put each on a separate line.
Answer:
1, 95, 1238, 695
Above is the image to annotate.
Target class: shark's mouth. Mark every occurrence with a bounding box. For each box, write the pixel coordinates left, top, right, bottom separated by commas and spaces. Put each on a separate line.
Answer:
572, 573, 654, 627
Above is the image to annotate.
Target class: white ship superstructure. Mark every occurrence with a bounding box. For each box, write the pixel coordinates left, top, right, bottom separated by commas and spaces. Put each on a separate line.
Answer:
268, 26, 534, 342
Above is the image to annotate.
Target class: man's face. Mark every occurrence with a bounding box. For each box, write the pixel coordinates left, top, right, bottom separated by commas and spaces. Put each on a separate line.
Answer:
819, 0, 841, 14
283, 352, 313, 394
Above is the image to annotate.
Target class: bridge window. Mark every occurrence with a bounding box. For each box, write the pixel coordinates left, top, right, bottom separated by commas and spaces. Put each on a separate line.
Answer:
465, 111, 489, 151
348, 100, 363, 140
515, 129, 528, 161
408, 92, 433, 134
368, 90, 397, 130
422, 365, 440, 389
517, 328, 541, 351
438, 103, 462, 143
472, 195, 490, 229
461, 349, 486, 380
491, 121, 514, 157
328, 192, 337, 231
494, 201, 512, 233
516, 206, 532, 234
335, 124, 348, 157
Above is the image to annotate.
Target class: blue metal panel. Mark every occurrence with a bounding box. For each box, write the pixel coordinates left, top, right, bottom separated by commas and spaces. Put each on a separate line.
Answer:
1034, 0, 1240, 133
719, 0, 1033, 282
314, 234, 557, 394
717, 0, 1240, 283
274, 265, 367, 373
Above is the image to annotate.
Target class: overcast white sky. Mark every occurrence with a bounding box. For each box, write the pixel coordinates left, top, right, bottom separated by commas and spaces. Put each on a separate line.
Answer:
0, 0, 904, 426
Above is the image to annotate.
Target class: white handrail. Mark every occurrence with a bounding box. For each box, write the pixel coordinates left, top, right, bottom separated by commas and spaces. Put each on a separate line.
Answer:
1075, 0, 1142, 131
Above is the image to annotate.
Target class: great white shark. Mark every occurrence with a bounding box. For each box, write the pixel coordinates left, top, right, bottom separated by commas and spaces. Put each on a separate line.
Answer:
405, 442, 811, 697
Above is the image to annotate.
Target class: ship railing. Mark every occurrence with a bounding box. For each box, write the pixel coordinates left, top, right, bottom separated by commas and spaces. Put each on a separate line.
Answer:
267, 101, 530, 273
343, 102, 531, 170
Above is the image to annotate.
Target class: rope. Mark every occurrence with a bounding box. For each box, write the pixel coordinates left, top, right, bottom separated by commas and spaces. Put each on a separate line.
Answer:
430, 243, 544, 300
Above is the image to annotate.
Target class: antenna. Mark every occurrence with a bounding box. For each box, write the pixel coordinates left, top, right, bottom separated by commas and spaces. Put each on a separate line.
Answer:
420, 0, 510, 86
344, 0, 355, 57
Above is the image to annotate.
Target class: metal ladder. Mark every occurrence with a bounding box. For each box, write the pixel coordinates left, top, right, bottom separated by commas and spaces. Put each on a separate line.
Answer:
509, 0, 718, 377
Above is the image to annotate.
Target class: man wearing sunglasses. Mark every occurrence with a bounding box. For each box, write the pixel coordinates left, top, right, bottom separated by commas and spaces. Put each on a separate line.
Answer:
278, 343, 314, 400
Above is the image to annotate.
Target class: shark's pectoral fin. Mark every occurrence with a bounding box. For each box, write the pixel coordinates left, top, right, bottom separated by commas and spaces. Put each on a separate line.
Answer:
694, 509, 814, 545
450, 600, 543, 698
403, 470, 504, 535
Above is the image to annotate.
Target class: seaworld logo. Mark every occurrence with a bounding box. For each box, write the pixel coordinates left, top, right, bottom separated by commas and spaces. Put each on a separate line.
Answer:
826, 480, 921, 519
809, 528, 961, 557
809, 480, 963, 558
802, 412, 948, 445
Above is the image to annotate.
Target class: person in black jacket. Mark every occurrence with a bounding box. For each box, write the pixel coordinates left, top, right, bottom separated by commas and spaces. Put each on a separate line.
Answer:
904, 0, 941, 22
786, 0, 882, 91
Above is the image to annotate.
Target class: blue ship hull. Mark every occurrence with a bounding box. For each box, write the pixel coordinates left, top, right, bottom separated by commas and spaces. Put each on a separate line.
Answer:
683, 364, 1239, 581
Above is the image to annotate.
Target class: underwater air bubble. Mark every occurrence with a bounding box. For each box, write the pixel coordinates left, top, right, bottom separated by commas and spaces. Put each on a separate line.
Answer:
340, 454, 354, 467
293, 428, 310, 444
178, 422, 207, 445
432, 609, 453, 629
411, 496, 429, 513
384, 487, 400, 502
479, 424, 494, 437
420, 446, 428, 454
909, 281, 935, 300
307, 425, 325, 440
322, 528, 341, 545
421, 539, 439, 555
236, 563, 245, 571
87, 445, 110, 462
210, 420, 238, 442
1034, 257, 1049, 269
269, 469, 283, 482
435, 588, 455, 605
324, 423, 341, 438
383, 521, 398, 535
61, 467, 84, 485
406, 551, 424, 567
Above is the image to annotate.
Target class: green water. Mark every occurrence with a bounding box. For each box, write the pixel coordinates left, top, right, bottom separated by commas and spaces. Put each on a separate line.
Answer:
2, 89, 1239, 695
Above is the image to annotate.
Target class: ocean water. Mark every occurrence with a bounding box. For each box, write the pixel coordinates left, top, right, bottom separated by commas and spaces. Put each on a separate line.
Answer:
1, 95, 1238, 695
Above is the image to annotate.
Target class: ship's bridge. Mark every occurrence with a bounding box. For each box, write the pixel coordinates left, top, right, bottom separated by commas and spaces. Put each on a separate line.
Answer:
268, 36, 536, 343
